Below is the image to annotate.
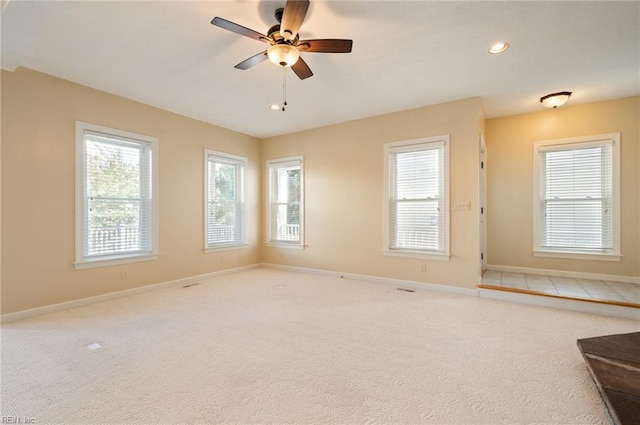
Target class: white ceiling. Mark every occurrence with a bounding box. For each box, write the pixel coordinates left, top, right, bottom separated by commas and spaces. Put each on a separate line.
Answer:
2, 0, 639, 138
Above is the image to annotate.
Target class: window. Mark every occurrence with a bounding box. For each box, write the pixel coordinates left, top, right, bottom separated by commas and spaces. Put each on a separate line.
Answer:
533, 133, 621, 261
384, 136, 450, 260
205, 150, 246, 250
75, 122, 158, 269
267, 156, 303, 247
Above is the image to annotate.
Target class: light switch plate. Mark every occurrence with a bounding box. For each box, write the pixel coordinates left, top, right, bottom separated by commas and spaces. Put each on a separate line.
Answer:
454, 201, 471, 211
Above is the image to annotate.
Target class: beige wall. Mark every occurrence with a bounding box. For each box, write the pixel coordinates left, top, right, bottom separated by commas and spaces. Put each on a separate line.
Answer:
261, 98, 483, 289
0, 73, 3, 310
1, 68, 261, 314
485, 97, 640, 278
16, 63, 635, 316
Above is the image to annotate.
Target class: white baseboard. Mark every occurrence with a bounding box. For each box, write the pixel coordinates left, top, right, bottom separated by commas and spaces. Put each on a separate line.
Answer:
0, 264, 261, 323
261, 263, 479, 297
264, 263, 637, 319
485, 264, 640, 285
4, 262, 634, 324
478, 287, 639, 321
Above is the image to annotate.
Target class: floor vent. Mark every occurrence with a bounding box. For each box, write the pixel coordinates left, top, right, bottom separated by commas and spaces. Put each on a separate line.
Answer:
183, 283, 201, 288
396, 288, 415, 293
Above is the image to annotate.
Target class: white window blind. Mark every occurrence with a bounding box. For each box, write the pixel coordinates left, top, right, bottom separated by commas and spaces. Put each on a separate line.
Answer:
206, 151, 246, 248
77, 124, 157, 265
538, 141, 613, 252
385, 137, 449, 258
267, 158, 303, 245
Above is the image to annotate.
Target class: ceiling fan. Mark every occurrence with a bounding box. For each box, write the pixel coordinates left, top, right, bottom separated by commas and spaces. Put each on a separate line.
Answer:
211, 0, 353, 80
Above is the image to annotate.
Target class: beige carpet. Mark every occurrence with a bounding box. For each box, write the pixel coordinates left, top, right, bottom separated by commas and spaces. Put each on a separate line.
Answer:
1, 268, 638, 424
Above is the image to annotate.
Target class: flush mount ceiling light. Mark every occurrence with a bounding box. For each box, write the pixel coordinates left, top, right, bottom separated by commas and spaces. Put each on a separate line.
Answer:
540, 91, 572, 109
488, 42, 509, 54
269, 104, 281, 111
267, 44, 300, 67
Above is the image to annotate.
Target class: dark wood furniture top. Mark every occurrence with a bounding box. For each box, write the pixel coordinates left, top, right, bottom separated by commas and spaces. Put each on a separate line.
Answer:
577, 332, 640, 425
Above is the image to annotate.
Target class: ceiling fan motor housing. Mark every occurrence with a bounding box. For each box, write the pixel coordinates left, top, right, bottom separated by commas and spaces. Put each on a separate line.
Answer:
267, 25, 298, 46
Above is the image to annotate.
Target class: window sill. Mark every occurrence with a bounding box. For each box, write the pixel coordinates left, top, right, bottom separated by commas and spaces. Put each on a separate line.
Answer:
204, 243, 248, 253
266, 242, 305, 250
74, 253, 159, 270
383, 249, 450, 261
532, 250, 622, 262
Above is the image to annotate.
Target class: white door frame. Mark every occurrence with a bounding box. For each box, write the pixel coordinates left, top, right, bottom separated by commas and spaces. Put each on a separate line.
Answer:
479, 134, 487, 272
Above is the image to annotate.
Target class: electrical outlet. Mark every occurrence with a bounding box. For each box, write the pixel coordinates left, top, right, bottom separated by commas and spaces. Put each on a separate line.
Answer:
420, 263, 427, 272
120, 270, 128, 280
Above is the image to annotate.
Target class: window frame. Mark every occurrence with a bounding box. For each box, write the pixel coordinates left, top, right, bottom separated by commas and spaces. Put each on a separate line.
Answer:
204, 149, 248, 252
383, 136, 450, 261
532, 133, 621, 261
266, 156, 304, 249
75, 121, 159, 270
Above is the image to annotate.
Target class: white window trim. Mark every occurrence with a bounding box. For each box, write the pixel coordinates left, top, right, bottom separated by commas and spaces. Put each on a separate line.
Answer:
204, 149, 248, 253
532, 133, 621, 261
266, 156, 304, 249
75, 121, 159, 270
383, 136, 450, 261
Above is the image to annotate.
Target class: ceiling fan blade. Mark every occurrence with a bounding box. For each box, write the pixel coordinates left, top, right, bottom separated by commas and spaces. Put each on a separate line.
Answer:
291, 57, 313, 80
234, 51, 269, 70
280, 0, 310, 41
297, 39, 353, 53
211, 17, 270, 43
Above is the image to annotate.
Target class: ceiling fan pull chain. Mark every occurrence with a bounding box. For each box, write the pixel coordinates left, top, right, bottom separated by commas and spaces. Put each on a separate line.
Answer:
282, 65, 287, 112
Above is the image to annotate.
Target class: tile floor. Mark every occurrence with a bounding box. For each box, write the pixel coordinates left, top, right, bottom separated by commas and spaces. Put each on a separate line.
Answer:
481, 271, 640, 305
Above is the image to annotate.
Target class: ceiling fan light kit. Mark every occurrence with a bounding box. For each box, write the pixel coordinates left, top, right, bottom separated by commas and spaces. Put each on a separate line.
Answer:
267, 44, 299, 67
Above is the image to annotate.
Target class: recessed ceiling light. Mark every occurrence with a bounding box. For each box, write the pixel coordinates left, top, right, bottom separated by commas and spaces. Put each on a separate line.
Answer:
269, 104, 281, 111
488, 42, 509, 54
